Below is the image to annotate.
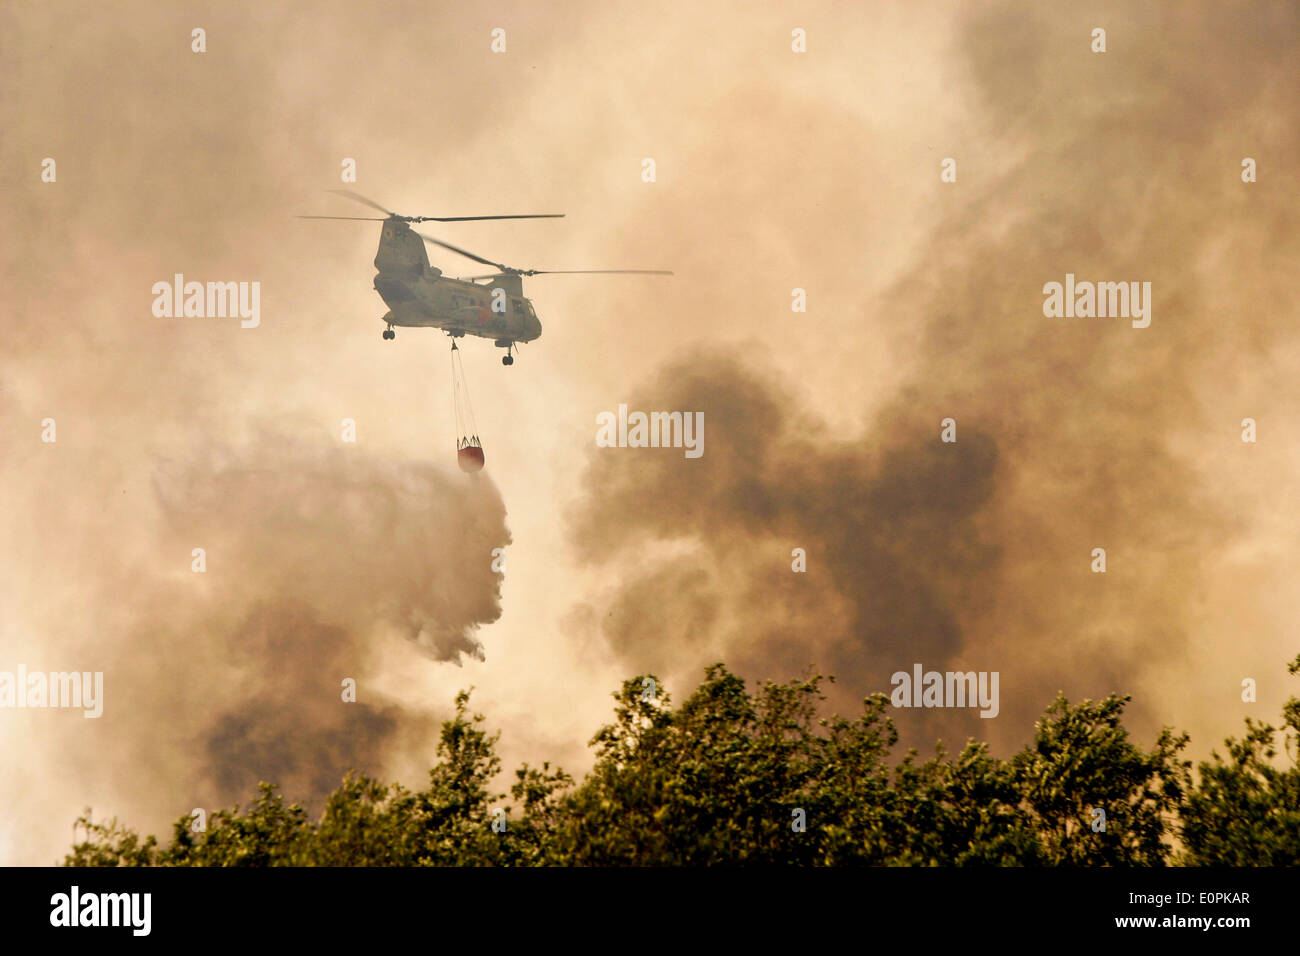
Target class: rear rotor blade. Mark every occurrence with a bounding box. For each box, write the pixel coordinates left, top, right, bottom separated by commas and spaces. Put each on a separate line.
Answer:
329, 189, 395, 216
521, 269, 675, 276
416, 231, 674, 278
420, 213, 565, 222
296, 215, 388, 221
416, 232, 510, 271
322, 189, 563, 223
453, 268, 675, 280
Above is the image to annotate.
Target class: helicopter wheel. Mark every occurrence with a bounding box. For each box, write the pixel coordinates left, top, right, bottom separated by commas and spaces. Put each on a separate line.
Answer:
382, 329, 394, 340
502, 354, 513, 366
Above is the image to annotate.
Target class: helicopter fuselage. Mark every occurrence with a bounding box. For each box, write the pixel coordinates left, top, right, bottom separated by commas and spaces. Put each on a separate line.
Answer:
372, 218, 542, 345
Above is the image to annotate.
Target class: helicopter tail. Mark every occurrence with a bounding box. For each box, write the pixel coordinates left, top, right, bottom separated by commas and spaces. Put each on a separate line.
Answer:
374, 219, 429, 279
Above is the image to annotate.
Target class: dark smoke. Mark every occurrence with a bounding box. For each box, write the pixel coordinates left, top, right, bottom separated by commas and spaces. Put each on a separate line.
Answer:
48, 436, 510, 816
567, 0, 1300, 751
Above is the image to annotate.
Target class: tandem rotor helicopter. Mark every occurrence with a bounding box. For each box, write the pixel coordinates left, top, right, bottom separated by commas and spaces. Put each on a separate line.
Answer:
300, 190, 672, 366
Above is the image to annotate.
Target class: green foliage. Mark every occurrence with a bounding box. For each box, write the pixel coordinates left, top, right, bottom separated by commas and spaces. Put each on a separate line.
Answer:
66, 815, 159, 868
1178, 654, 1300, 865
1010, 694, 1189, 866
64, 656, 1300, 867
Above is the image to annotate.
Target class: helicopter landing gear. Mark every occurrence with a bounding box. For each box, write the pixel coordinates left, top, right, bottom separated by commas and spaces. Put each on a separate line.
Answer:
501, 341, 516, 366
382, 327, 395, 340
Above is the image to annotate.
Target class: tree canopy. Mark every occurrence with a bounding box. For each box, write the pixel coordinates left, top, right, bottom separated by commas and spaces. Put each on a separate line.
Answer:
65, 656, 1300, 866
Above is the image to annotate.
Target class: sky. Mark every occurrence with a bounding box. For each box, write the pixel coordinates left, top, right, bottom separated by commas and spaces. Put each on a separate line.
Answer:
1, 0, 1297, 865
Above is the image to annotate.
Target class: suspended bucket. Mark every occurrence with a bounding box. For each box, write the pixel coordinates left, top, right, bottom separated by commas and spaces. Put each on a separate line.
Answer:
451, 342, 485, 473
457, 436, 485, 472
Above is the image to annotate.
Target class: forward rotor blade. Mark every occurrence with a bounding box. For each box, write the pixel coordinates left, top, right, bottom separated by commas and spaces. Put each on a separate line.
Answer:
329, 189, 395, 216
296, 215, 388, 221
416, 232, 509, 271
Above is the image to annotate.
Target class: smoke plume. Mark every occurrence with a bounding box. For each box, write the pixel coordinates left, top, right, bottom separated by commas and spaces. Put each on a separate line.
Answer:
566, 0, 1300, 749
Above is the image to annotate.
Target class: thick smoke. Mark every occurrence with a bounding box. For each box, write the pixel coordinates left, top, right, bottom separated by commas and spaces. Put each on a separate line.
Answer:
567, 1, 1300, 749
1, 0, 1296, 868
0, 0, 523, 855
145, 438, 508, 799
13, 435, 509, 824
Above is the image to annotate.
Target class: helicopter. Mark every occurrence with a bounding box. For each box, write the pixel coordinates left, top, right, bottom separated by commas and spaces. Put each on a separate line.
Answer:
300, 190, 672, 365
